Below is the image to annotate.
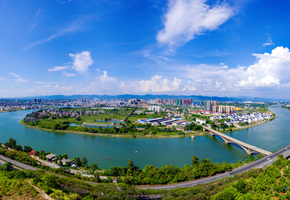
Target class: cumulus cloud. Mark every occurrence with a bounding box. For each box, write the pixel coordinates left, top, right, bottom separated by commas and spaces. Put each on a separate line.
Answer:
99, 71, 117, 83
62, 72, 76, 77
69, 51, 93, 72
0, 77, 4, 80
48, 66, 69, 72
157, 0, 235, 46
120, 75, 195, 93
184, 46, 290, 92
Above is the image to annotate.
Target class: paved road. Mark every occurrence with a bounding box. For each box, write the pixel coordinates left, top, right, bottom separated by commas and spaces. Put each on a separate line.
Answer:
137, 145, 290, 190
0, 154, 38, 171
1, 145, 290, 190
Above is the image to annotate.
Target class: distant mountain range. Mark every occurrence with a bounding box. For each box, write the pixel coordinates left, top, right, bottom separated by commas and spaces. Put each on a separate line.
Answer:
8, 94, 288, 102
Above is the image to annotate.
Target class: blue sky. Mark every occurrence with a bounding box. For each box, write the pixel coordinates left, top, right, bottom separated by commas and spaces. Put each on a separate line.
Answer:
1, 0, 290, 98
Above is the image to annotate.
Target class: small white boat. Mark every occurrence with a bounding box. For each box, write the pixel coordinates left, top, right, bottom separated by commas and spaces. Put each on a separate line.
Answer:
191, 135, 195, 139
135, 151, 138, 153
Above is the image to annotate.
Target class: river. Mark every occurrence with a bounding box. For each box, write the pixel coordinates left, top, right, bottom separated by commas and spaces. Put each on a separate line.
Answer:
0, 105, 286, 169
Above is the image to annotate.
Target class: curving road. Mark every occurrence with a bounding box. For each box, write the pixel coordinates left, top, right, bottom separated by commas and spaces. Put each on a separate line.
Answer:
0, 145, 290, 190
137, 144, 290, 190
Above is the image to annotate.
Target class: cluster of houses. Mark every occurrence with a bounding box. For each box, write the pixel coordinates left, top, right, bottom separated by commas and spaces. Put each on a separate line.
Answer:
136, 117, 192, 126
42, 109, 105, 117
24, 109, 106, 122
210, 112, 273, 126
30, 151, 77, 167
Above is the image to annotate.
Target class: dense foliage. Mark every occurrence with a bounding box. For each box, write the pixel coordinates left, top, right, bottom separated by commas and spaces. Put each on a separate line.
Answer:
210, 155, 290, 199
1, 139, 288, 199
23, 117, 185, 136
102, 157, 243, 185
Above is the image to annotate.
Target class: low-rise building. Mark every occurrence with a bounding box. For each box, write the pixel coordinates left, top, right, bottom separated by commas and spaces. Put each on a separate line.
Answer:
196, 118, 206, 124
45, 154, 57, 161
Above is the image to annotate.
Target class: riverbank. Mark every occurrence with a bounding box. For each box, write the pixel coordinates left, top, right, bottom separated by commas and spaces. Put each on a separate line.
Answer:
0, 108, 24, 113
223, 111, 275, 133
20, 121, 205, 138
225, 119, 272, 133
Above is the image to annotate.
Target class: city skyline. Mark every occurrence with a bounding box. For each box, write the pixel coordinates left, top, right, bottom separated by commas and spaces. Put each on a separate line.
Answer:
1, 0, 290, 99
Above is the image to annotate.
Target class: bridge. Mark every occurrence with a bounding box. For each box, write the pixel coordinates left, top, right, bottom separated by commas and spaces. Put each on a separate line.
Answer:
123, 107, 137, 127
202, 126, 272, 156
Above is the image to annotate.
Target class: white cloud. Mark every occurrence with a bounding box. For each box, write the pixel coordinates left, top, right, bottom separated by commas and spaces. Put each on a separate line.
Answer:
48, 66, 69, 72
36, 8, 41, 16
157, 0, 235, 46
140, 49, 169, 65
62, 72, 76, 77
263, 42, 274, 46
69, 51, 93, 72
184, 46, 290, 92
138, 75, 181, 92
9, 73, 20, 78
9, 73, 29, 82
0, 77, 4, 80
36, 82, 60, 84
23, 18, 86, 50
263, 36, 274, 46
16, 78, 29, 83
120, 75, 194, 93
99, 71, 116, 83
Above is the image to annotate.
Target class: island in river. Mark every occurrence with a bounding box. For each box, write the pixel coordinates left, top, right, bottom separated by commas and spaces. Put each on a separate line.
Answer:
20, 106, 274, 138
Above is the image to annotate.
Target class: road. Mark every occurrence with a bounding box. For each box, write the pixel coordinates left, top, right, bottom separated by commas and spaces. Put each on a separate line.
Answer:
1, 145, 290, 190
0, 154, 38, 171
137, 144, 290, 190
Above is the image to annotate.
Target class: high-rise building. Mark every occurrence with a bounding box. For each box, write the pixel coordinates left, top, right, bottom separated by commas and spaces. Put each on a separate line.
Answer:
218, 105, 225, 113
169, 99, 175, 105
213, 106, 218, 112
156, 99, 162, 104
182, 99, 186, 106
207, 101, 212, 111
214, 105, 235, 114
176, 99, 182, 106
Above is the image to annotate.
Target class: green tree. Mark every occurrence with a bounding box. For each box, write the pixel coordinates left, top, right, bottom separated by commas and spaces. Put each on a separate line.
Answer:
2, 162, 13, 171
192, 155, 199, 166
257, 154, 263, 159
90, 163, 99, 171
127, 159, 134, 176
81, 157, 88, 166
24, 146, 32, 152
63, 153, 68, 159
74, 157, 81, 167
14, 145, 22, 151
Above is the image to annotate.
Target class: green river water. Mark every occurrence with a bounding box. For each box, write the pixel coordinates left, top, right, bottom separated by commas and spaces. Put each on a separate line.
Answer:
0, 105, 287, 169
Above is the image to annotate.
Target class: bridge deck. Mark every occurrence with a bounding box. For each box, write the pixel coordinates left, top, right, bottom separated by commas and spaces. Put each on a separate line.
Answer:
203, 126, 272, 156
